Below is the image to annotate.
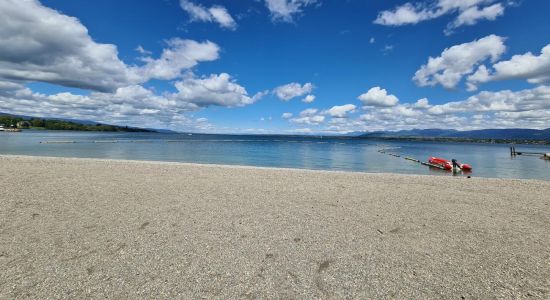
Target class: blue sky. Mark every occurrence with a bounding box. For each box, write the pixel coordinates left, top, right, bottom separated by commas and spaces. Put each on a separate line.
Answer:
0, 0, 549, 133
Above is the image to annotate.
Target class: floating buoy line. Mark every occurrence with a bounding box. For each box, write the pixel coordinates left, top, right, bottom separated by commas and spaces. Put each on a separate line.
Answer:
377, 147, 447, 170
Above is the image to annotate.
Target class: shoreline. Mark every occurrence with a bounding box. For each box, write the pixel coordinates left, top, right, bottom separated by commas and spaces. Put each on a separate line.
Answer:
1, 155, 549, 298
1, 154, 547, 182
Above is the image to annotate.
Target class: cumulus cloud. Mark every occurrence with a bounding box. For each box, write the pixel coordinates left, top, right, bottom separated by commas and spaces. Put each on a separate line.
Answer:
413, 98, 431, 109
299, 108, 318, 116
325, 104, 356, 118
290, 115, 325, 125
0, 0, 141, 92
0, 72, 264, 131
173, 73, 265, 108
467, 44, 550, 90
447, 3, 504, 34
180, 0, 237, 30
283, 84, 550, 134
358, 87, 399, 107
413, 35, 506, 89
0, 0, 267, 132
0, 86, 166, 129
374, 0, 508, 35
264, 0, 318, 22
138, 39, 220, 81
302, 94, 315, 103
426, 85, 550, 115
0, 81, 24, 94
0, 0, 221, 93
466, 65, 491, 91
273, 82, 314, 101
281, 112, 293, 119
288, 108, 325, 125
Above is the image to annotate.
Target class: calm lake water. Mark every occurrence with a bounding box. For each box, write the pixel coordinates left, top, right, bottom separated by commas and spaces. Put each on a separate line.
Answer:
1, 130, 549, 180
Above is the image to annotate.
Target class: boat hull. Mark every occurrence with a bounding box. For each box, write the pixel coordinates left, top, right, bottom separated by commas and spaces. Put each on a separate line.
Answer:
428, 157, 472, 171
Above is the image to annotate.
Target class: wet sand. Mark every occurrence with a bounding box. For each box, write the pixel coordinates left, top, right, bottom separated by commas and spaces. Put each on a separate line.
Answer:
0, 155, 549, 299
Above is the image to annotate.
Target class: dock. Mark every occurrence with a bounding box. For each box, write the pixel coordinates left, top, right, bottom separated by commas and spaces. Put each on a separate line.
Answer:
510, 146, 550, 160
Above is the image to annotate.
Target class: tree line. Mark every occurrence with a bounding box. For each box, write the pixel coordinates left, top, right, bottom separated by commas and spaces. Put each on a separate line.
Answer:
0, 115, 153, 132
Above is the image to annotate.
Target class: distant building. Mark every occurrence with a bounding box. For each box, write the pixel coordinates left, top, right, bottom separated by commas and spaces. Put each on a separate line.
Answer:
16, 121, 31, 128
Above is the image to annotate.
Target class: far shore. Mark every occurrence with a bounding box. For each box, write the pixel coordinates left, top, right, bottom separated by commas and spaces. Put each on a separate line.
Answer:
1, 155, 549, 298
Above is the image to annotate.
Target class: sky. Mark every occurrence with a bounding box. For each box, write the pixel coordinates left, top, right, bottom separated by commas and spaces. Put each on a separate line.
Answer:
0, 0, 549, 134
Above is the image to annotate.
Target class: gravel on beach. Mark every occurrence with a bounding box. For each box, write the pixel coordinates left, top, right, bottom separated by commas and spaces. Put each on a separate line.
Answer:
1, 155, 549, 299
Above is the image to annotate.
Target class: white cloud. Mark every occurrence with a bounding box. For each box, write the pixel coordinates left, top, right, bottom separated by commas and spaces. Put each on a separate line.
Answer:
374, 0, 509, 35
173, 73, 264, 108
0, 81, 23, 94
325, 104, 356, 118
0, 0, 221, 92
358, 87, 399, 107
0, 0, 141, 92
369, 37, 375, 44
138, 39, 220, 81
208, 7, 237, 29
302, 94, 315, 103
289, 108, 325, 125
446, 3, 504, 34
290, 115, 325, 125
299, 108, 318, 116
426, 85, 550, 116
466, 65, 491, 91
0, 72, 264, 131
413, 98, 431, 109
413, 35, 506, 89
281, 112, 293, 119
284, 85, 550, 133
273, 82, 314, 101
467, 44, 550, 90
135, 45, 152, 55
264, 0, 318, 22
375, 3, 431, 26
180, 0, 237, 30
0, 86, 168, 129
0, 0, 280, 133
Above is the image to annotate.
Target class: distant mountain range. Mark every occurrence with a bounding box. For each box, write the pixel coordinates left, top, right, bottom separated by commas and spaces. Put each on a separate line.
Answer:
359, 128, 550, 140
3, 111, 550, 140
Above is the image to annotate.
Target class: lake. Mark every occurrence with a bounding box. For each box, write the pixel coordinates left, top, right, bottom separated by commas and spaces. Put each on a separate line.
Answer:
1, 130, 549, 180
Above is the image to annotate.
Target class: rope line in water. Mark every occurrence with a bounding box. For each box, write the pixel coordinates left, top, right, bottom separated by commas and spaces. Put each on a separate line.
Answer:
378, 148, 447, 170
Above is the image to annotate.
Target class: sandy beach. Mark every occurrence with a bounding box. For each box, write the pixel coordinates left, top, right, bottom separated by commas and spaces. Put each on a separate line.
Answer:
0, 155, 549, 298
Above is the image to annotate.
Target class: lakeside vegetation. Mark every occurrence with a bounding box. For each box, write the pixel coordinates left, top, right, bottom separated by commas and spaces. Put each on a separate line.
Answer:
357, 136, 550, 145
0, 115, 153, 132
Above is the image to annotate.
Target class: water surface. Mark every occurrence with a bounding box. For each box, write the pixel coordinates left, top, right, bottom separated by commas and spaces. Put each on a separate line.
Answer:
1, 130, 549, 180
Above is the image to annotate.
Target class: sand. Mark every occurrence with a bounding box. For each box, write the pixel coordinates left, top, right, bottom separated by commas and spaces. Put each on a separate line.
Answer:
0, 155, 549, 299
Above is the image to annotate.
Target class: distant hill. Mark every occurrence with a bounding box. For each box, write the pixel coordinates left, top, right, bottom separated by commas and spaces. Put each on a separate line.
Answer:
360, 128, 550, 141
0, 112, 157, 133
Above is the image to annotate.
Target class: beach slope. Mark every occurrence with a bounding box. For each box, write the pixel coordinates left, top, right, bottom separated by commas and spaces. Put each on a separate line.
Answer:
0, 155, 549, 298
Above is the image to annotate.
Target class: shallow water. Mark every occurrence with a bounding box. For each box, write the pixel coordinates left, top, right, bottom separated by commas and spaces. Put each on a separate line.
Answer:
1, 130, 549, 180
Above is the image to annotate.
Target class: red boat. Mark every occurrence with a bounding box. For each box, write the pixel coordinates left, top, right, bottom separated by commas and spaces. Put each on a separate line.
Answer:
428, 157, 472, 171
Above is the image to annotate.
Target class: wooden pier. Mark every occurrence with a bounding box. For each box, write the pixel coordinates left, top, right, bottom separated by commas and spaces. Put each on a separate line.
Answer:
510, 146, 550, 160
